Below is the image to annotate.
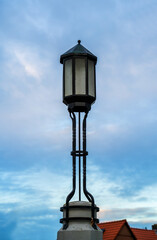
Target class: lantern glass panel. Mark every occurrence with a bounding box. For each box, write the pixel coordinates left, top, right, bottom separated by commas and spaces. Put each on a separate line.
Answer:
65, 59, 72, 97
75, 58, 86, 95
88, 60, 95, 97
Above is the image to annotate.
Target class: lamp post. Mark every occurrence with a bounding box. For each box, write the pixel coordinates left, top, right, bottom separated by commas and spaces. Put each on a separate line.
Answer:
57, 41, 102, 240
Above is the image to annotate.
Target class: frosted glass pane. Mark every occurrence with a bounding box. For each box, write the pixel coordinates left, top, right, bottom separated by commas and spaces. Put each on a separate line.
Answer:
88, 60, 95, 97
75, 59, 86, 94
65, 59, 72, 97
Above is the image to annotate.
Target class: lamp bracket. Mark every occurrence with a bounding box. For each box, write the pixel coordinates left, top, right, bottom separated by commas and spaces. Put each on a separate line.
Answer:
68, 102, 91, 112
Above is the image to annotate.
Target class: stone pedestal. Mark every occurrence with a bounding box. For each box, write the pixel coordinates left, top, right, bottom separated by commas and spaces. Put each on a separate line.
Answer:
57, 201, 103, 240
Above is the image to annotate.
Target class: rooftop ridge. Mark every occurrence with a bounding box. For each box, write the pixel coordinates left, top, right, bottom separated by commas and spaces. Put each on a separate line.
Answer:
131, 227, 151, 230
99, 219, 126, 225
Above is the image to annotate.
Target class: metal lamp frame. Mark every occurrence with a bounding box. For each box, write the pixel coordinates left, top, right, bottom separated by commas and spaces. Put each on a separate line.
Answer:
60, 109, 99, 230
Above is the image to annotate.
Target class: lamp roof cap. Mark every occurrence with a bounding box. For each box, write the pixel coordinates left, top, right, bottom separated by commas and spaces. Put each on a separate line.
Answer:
60, 40, 97, 63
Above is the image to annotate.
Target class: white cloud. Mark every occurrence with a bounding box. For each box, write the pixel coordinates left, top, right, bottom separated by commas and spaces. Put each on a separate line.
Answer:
0, 164, 156, 223
0, 168, 71, 210
0, 41, 68, 148
5, 43, 52, 83
14, 50, 41, 80
86, 163, 157, 222
24, 1, 66, 39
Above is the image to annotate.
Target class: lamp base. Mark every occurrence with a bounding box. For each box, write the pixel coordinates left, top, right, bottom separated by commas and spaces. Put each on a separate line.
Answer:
68, 102, 91, 112
57, 201, 103, 240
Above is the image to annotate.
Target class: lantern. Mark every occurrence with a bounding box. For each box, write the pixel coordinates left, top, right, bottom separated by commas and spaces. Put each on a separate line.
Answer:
60, 40, 97, 112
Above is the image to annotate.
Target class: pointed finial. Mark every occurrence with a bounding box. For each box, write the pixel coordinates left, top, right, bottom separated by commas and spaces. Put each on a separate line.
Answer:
78, 40, 81, 44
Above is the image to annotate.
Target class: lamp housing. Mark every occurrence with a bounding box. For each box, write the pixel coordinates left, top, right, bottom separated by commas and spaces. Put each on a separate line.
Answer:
60, 40, 97, 112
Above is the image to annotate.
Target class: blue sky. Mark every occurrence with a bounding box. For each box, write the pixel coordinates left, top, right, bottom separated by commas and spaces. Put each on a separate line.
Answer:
0, 0, 157, 239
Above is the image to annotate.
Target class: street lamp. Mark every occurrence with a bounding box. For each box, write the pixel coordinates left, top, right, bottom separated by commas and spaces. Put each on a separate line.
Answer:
57, 41, 102, 240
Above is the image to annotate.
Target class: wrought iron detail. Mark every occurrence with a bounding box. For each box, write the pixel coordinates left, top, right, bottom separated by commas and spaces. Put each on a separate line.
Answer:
63, 111, 76, 230
62, 109, 97, 230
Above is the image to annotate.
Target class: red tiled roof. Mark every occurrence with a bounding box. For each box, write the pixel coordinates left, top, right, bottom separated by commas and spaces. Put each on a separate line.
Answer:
98, 219, 128, 240
131, 227, 157, 240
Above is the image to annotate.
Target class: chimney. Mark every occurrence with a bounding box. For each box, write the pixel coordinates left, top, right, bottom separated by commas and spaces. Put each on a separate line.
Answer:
152, 224, 157, 234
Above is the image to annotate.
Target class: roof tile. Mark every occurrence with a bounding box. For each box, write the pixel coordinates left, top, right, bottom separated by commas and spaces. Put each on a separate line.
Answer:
98, 219, 157, 240
98, 219, 127, 240
131, 227, 157, 240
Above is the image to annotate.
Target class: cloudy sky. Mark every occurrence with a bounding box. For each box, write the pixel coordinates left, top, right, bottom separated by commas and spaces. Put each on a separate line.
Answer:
0, 0, 157, 239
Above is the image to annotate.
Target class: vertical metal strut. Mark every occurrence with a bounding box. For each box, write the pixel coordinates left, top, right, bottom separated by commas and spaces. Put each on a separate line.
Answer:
78, 112, 81, 201
83, 111, 97, 230
63, 110, 76, 230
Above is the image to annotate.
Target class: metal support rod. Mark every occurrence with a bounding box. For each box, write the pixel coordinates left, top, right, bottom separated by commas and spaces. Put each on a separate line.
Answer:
82, 112, 91, 202
83, 111, 97, 230
63, 111, 76, 230
78, 112, 81, 201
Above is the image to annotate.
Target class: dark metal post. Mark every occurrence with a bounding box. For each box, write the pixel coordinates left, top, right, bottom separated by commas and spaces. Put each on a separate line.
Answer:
83, 112, 98, 230
63, 111, 76, 230
78, 112, 81, 201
